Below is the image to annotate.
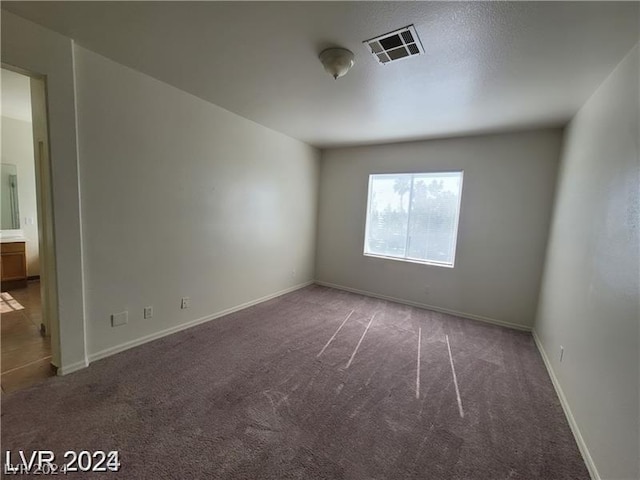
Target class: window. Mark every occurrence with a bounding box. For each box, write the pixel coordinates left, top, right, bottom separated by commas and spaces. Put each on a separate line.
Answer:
364, 172, 464, 267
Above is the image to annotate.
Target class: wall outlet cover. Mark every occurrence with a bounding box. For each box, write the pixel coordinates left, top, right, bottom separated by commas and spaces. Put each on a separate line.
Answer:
111, 311, 128, 327
144, 306, 153, 319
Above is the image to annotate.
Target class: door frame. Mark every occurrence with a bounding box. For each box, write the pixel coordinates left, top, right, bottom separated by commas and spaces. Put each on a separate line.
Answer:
2, 64, 61, 368
2, 12, 88, 374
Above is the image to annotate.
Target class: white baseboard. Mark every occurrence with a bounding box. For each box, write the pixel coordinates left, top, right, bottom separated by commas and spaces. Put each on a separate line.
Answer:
57, 358, 89, 376
315, 280, 531, 332
88, 281, 314, 364
532, 330, 599, 480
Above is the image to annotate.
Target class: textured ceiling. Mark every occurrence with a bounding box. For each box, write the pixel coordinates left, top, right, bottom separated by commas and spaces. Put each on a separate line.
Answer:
3, 2, 639, 147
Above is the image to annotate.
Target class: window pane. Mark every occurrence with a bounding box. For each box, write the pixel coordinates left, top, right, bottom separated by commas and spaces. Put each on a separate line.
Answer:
365, 174, 410, 258
364, 171, 463, 267
407, 173, 462, 264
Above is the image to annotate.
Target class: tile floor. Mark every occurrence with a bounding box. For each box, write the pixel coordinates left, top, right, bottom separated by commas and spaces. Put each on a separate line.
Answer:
1, 281, 54, 393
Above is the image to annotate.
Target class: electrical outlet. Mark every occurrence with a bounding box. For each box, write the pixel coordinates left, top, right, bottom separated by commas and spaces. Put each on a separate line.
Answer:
291, 269, 296, 278
181, 297, 190, 309
144, 306, 153, 319
111, 311, 128, 327
559, 345, 564, 362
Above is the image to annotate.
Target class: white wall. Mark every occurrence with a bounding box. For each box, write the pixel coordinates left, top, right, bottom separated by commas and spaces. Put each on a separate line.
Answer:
2, 11, 86, 371
72, 46, 319, 357
534, 45, 639, 480
317, 129, 562, 329
1, 116, 40, 276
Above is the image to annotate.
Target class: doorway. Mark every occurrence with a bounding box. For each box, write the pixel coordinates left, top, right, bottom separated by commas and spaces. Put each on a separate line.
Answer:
1, 66, 58, 393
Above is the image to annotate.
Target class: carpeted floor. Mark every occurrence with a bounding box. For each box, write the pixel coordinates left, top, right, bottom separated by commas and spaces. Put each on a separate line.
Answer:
1, 285, 589, 479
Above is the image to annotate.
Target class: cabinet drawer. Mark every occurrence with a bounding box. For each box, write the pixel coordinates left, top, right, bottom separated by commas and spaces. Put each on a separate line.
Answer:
1, 242, 26, 254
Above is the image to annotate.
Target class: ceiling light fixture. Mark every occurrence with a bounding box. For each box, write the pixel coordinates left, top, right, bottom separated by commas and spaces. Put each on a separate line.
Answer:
319, 47, 355, 80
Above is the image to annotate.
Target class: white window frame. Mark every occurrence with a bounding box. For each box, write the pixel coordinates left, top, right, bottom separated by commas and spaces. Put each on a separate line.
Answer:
363, 171, 464, 268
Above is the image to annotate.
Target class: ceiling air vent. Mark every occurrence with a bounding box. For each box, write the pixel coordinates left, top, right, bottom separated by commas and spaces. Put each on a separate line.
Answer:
364, 25, 424, 65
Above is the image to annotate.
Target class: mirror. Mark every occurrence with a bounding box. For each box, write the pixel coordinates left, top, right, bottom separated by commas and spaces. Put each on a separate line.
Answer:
1, 163, 21, 229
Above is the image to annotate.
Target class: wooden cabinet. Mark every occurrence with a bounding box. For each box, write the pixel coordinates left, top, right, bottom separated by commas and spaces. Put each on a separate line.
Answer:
1, 241, 27, 290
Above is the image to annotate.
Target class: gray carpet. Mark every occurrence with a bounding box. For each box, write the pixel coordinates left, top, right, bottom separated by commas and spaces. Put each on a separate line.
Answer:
1, 285, 589, 479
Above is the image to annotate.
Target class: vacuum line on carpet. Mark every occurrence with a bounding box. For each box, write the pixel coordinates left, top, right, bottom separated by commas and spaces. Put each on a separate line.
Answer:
317, 310, 355, 357
445, 334, 464, 418
345, 313, 376, 369
416, 327, 422, 399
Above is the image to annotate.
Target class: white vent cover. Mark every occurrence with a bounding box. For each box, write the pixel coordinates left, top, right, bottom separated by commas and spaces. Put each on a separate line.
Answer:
364, 25, 424, 65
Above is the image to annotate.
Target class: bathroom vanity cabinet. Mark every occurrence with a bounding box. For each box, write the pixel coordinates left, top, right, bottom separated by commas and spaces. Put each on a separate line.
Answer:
1, 241, 27, 290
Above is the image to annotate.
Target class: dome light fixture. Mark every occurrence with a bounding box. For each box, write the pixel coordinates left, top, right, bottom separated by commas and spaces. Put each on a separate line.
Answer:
319, 47, 355, 80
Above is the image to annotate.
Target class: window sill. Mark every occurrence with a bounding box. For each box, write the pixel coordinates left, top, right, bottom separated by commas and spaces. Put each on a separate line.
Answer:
363, 252, 455, 268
